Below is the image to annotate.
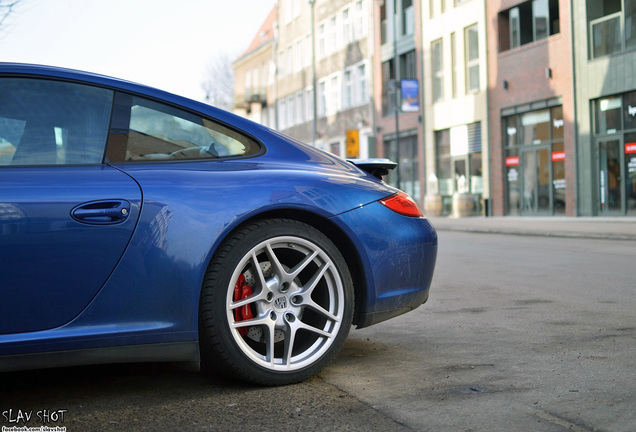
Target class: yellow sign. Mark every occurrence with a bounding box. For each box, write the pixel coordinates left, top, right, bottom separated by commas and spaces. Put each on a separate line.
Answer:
346, 129, 359, 158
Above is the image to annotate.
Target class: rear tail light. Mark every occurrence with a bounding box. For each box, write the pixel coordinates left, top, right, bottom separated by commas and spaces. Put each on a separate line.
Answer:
380, 192, 423, 217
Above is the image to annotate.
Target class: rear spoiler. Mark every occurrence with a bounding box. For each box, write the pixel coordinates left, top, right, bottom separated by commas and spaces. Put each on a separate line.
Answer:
347, 158, 397, 179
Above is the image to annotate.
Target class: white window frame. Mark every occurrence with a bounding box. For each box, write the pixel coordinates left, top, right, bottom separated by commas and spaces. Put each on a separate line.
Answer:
354, 0, 366, 39
356, 62, 369, 105
286, 46, 293, 76
305, 87, 314, 120
328, 15, 338, 53
318, 23, 326, 58
328, 74, 341, 115
278, 99, 286, 130
465, 24, 480, 94
287, 95, 295, 128
343, 7, 353, 45
343, 70, 353, 109
318, 80, 327, 117
294, 39, 303, 72
296, 92, 304, 124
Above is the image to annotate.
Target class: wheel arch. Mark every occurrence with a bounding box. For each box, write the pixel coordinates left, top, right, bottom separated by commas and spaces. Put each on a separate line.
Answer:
203, 208, 367, 327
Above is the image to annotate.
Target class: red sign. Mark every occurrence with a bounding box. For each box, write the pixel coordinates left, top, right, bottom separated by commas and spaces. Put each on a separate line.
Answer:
551, 151, 565, 162
505, 156, 519, 167
626, 143, 636, 154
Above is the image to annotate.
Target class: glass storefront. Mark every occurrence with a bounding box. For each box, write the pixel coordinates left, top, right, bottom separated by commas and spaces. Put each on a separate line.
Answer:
435, 122, 483, 215
503, 105, 565, 215
385, 133, 420, 201
594, 91, 636, 215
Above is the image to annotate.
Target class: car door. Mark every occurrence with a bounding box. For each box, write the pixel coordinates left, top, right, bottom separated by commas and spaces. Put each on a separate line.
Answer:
0, 77, 142, 335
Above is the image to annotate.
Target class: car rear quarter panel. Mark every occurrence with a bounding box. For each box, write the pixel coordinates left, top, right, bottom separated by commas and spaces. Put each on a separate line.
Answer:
332, 202, 438, 327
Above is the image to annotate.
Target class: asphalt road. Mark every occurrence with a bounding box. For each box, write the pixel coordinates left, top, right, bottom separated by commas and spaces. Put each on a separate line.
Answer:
1, 231, 634, 431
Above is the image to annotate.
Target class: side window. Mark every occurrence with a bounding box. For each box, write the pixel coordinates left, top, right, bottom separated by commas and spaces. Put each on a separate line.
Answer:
0, 78, 113, 166
106, 95, 260, 162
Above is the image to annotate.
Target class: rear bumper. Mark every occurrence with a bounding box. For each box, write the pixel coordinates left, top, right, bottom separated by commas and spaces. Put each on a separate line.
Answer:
356, 290, 429, 328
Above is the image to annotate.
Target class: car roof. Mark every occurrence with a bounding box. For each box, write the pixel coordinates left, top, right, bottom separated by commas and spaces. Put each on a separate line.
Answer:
0, 62, 260, 134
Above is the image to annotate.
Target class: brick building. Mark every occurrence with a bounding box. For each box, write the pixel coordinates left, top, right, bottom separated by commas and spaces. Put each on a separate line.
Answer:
486, 0, 575, 216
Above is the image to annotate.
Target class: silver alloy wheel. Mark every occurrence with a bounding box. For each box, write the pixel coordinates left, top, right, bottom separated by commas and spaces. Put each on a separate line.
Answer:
226, 235, 345, 371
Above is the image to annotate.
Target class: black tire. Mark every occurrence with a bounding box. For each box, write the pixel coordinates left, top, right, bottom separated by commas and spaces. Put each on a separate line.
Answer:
199, 219, 354, 385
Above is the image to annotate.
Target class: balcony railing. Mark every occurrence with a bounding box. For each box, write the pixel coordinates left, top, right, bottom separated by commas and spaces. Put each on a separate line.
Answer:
234, 87, 268, 108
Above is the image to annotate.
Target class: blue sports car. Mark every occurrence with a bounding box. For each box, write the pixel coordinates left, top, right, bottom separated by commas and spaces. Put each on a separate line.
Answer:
0, 63, 437, 385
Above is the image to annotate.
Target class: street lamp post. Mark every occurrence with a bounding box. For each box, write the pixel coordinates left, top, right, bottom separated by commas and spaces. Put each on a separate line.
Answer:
392, 0, 401, 189
308, 0, 317, 147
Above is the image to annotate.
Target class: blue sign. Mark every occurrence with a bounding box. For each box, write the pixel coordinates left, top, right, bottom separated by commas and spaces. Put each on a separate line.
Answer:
401, 79, 419, 112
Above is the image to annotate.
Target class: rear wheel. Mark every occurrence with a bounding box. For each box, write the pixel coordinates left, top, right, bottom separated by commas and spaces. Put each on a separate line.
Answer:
199, 219, 353, 385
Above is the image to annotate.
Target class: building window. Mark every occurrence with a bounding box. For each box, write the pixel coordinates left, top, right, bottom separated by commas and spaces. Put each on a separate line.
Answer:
498, 0, 560, 51
402, 0, 414, 35
305, 88, 314, 120
465, 24, 480, 93
386, 134, 420, 201
588, 1, 636, 58
287, 95, 295, 128
284, 0, 292, 24
357, 63, 369, 104
436, 124, 482, 196
343, 7, 353, 45
295, 39, 303, 72
400, 50, 417, 80
380, 3, 388, 44
296, 92, 304, 124
286, 46, 293, 76
382, 59, 395, 116
304, 35, 312, 68
277, 51, 284, 78
343, 70, 353, 109
503, 106, 564, 215
450, 32, 457, 98
328, 15, 338, 53
354, 0, 365, 38
318, 24, 326, 58
329, 75, 340, 114
330, 141, 341, 157
318, 81, 326, 118
432, 38, 444, 102
278, 100, 286, 130
595, 96, 622, 135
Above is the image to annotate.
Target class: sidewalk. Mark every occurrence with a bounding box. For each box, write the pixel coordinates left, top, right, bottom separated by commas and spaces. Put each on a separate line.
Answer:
427, 216, 636, 241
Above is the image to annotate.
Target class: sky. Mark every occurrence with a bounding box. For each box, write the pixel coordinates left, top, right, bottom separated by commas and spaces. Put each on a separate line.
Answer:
0, 0, 276, 102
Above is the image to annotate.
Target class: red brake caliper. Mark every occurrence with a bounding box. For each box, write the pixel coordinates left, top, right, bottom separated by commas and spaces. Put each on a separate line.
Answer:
233, 274, 254, 336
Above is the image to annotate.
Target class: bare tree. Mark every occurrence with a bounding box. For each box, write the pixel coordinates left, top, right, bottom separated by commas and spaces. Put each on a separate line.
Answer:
201, 51, 235, 110
0, 0, 21, 30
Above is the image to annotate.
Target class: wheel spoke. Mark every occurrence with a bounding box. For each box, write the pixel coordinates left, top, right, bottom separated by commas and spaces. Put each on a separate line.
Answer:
291, 319, 332, 338
282, 321, 297, 366
264, 242, 286, 278
288, 249, 319, 280
301, 299, 340, 323
300, 261, 331, 296
249, 251, 269, 289
231, 314, 271, 329
265, 322, 277, 366
230, 290, 267, 310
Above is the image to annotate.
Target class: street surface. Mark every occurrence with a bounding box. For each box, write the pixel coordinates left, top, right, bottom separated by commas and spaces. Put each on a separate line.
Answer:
1, 231, 634, 431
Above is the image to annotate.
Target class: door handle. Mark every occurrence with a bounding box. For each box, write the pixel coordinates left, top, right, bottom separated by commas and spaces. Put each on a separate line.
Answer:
71, 200, 130, 225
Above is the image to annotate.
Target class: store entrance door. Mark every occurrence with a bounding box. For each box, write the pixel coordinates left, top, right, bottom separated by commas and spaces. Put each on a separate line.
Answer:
521, 146, 551, 215
598, 139, 623, 214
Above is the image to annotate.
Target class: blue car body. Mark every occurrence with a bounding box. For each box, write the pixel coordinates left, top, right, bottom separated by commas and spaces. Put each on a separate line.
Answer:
0, 63, 437, 378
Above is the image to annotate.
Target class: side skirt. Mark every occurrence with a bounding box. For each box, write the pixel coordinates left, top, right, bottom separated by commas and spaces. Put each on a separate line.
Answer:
0, 341, 200, 373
